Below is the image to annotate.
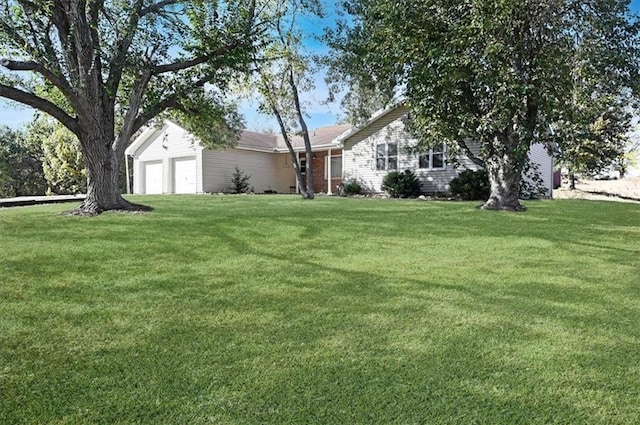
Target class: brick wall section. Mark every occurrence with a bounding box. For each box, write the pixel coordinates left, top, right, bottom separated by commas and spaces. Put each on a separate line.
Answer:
300, 150, 343, 194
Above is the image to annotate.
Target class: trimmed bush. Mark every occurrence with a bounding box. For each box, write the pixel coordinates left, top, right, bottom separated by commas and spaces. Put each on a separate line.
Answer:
343, 181, 362, 196
449, 169, 490, 200
382, 170, 422, 198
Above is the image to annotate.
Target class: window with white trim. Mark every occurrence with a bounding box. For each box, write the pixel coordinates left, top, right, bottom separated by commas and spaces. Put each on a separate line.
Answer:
325, 155, 342, 179
376, 143, 398, 171
418, 143, 446, 170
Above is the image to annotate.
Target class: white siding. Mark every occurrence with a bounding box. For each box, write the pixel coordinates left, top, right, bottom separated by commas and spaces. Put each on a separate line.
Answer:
130, 121, 300, 195
343, 114, 481, 193
343, 119, 410, 192
525, 143, 554, 197
628, 152, 640, 178
201, 148, 288, 193
625, 120, 640, 177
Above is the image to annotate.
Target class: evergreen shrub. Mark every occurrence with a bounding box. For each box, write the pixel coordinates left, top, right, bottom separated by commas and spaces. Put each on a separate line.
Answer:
382, 170, 422, 198
449, 169, 490, 200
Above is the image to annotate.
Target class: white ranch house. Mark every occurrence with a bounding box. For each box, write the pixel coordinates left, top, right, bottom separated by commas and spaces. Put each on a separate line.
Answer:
126, 104, 555, 196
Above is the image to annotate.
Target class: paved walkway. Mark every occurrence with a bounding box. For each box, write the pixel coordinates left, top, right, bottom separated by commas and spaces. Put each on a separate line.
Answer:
0, 194, 86, 208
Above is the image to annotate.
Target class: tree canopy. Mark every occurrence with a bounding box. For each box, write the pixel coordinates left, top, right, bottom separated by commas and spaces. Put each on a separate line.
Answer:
329, 0, 640, 210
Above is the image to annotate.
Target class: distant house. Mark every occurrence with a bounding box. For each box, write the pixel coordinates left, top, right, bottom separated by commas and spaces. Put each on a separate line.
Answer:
126, 103, 554, 196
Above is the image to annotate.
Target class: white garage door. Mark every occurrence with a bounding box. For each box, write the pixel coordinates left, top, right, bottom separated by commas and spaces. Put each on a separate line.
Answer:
144, 161, 163, 194
173, 157, 197, 194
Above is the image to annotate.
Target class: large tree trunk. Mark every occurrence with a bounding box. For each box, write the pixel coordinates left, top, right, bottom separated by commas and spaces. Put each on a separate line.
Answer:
67, 132, 149, 215
481, 154, 526, 211
289, 69, 314, 200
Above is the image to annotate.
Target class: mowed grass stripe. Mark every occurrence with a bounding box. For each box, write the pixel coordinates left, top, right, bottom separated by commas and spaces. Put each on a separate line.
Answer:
1, 196, 639, 424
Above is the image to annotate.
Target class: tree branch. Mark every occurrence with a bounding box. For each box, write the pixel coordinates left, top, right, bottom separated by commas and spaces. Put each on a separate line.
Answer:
1, 59, 38, 72
151, 40, 243, 75
105, 0, 144, 96
49, 1, 81, 85
87, 0, 104, 82
1, 59, 79, 105
140, 0, 181, 17
114, 69, 153, 151
130, 74, 212, 135
0, 84, 78, 134
130, 94, 179, 135
457, 139, 485, 167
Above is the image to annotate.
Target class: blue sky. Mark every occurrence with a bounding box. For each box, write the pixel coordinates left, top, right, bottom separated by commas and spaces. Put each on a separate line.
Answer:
1, 1, 639, 132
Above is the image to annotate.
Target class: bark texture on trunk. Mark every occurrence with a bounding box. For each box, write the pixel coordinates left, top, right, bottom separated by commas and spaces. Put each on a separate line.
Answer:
66, 134, 150, 216
303, 154, 314, 199
289, 69, 314, 200
481, 154, 526, 211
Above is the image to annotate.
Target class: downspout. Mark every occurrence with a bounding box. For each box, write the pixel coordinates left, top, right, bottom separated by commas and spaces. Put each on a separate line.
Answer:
125, 153, 131, 195
296, 151, 301, 194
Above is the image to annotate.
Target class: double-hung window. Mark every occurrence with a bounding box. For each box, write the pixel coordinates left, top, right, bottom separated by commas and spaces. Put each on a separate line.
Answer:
376, 143, 398, 171
418, 143, 446, 170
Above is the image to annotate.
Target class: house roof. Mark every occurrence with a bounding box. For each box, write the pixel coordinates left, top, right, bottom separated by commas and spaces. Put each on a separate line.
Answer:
284, 124, 352, 151
236, 130, 279, 151
126, 120, 353, 156
236, 123, 352, 152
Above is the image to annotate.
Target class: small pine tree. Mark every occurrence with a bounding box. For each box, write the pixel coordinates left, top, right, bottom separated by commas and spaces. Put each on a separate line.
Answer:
230, 166, 253, 194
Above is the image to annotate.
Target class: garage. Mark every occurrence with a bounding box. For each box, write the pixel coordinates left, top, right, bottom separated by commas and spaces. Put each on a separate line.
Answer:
173, 157, 197, 194
144, 161, 163, 194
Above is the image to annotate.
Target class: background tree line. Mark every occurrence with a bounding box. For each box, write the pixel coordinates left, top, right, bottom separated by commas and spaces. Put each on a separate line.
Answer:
0, 117, 128, 198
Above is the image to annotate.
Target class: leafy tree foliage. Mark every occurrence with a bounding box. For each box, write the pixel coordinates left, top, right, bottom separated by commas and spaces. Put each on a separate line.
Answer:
329, 0, 640, 210
37, 120, 86, 195
0, 0, 259, 214
0, 125, 47, 197
331, 80, 392, 126
555, 99, 631, 187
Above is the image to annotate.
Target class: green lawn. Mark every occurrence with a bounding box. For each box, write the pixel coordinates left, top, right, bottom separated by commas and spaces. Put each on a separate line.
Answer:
1, 195, 639, 424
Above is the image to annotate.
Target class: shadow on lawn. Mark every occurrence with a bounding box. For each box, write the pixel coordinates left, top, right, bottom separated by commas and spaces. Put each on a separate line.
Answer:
7, 198, 637, 423
190, 217, 640, 423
